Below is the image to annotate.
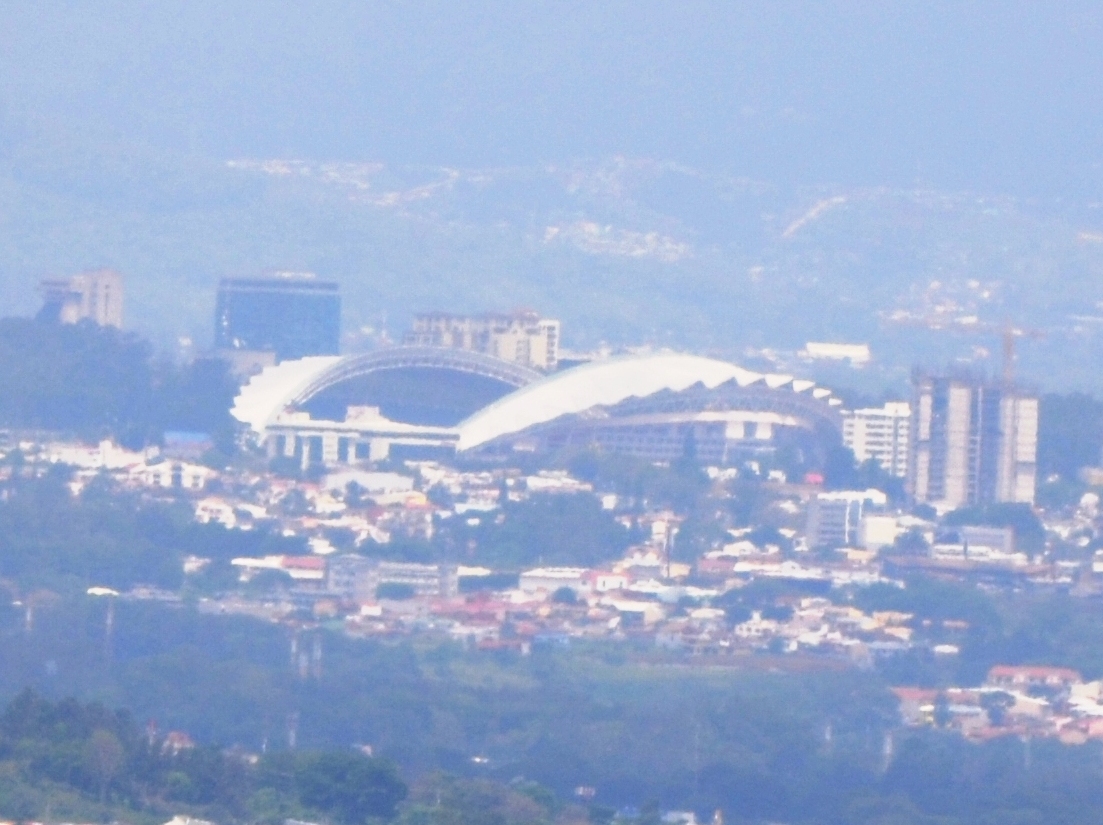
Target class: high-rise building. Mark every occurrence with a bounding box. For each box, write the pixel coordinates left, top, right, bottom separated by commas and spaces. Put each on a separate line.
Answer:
38, 269, 124, 329
842, 402, 911, 478
215, 273, 340, 361
404, 311, 560, 370
907, 373, 1038, 510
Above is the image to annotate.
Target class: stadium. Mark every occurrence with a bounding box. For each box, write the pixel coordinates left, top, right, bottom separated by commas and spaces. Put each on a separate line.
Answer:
232, 348, 842, 468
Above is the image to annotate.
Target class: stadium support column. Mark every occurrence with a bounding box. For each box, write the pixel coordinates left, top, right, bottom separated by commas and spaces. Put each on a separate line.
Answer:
300, 435, 323, 472
370, 439, 390, 461
322, 434, 340, 465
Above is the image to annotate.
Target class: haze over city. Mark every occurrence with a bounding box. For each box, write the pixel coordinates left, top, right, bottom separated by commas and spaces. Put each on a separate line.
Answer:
4, 4, 1103, 825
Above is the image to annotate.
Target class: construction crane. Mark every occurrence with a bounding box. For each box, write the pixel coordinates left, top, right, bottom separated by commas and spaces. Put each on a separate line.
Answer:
997, 323, 1045, 385
889, 314, 1043, 385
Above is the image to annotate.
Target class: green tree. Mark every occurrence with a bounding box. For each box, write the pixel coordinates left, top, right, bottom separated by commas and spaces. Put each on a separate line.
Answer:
84, 728, 124, 802
0, 317, 237, 450
460, 493, 630, 568
292, 751, 407, 823
399, 775, 551, 825
551, 586, 578, 605
943, 503, 1046, 554
979, 691, 1015, 726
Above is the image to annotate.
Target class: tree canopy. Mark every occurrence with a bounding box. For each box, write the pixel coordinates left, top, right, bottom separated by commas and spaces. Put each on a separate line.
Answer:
0, 317, 237, 450
0, 690, 406, 824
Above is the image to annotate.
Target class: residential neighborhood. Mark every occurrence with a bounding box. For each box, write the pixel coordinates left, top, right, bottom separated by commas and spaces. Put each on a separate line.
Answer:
8, 426, 1103, 756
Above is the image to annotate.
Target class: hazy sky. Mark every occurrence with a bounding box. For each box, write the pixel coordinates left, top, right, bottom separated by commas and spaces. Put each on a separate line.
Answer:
2, 1, 1103, 194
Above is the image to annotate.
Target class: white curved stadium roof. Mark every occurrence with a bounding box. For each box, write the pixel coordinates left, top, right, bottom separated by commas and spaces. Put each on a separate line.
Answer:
232, 350, 834, 447
232, 355, 342, 434
456, 352, 824, 451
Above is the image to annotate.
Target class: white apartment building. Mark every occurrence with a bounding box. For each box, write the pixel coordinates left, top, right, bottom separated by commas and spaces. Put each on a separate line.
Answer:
405, 311, 560, 370
842, 402, 910, 478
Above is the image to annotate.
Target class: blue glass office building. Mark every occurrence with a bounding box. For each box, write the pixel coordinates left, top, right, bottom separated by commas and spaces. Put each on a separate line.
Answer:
215, 276, 340, 360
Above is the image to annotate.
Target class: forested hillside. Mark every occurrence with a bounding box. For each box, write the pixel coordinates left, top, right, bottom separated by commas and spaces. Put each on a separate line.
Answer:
0, 691, 406, 824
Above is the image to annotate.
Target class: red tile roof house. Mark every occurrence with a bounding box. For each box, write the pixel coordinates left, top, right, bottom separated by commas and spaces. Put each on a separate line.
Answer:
892, 687, 939, 726
986, 665, 1082, 690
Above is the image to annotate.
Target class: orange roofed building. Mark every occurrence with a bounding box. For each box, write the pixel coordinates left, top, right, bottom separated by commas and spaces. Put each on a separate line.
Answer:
987, 665, 1082, 690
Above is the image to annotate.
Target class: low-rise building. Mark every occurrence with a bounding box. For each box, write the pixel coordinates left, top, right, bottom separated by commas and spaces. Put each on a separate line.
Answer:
519, 567, 588, 595
987, 665, 1082, 692
328, 556, 458, 598
801, 342, 871, 366
136, 460, 216, 491
806, 489, 887, 550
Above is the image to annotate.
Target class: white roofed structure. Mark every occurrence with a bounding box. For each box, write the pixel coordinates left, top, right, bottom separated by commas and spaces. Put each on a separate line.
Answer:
231, 347, 540, 437
232, 356, 342, 434
456, 353, 830, 451
230, 348, 838, 468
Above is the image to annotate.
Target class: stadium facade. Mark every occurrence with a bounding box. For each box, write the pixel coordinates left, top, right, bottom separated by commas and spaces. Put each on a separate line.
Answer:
232, 348, 842, 469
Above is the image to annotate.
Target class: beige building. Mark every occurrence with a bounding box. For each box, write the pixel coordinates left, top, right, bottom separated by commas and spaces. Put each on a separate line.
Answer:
405, 311, 560, 370
39, 269, 124, 328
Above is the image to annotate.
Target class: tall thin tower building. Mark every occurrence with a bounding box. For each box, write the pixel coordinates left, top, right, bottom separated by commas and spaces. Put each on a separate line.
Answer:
907, 373, 1037, 510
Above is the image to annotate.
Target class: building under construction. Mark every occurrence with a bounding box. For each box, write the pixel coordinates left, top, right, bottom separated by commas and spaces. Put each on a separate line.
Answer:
907, 372, 1038, 510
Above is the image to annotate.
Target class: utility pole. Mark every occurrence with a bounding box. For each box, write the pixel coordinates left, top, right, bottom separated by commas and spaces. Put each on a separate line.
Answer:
999, 324, 1044, 387
105, 596, 115, 661
311, 634, 323, 679
86, 587, 118, 661
287, 711, 300, 750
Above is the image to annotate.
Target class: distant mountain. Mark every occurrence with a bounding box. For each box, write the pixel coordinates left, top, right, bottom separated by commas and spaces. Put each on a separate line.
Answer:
3, 2, 1103, 390
4, 150, 1103, 391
